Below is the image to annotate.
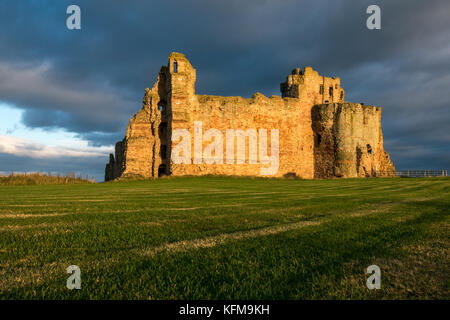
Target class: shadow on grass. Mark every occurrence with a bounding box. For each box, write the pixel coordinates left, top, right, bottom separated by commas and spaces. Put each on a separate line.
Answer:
3, 199, 447, 299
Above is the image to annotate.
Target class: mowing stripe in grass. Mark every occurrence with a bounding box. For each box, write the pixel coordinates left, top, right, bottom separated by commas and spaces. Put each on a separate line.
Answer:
0, 177, 447, 299
138, 220, 321, 256
0, 213, 75, 219
138, 199, 430, 257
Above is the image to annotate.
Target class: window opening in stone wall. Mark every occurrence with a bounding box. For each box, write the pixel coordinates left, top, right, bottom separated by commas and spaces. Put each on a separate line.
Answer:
329, 86, 333, 96
173, 62, 178, 73
367, 144, 372, 154
340, 91, 344, 100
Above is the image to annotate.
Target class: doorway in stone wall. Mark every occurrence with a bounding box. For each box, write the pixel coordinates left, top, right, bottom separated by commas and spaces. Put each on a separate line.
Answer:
158, 164, 167, 177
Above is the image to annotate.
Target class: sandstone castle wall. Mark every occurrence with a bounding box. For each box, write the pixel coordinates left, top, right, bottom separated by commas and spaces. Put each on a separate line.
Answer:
105, 52, 395, 181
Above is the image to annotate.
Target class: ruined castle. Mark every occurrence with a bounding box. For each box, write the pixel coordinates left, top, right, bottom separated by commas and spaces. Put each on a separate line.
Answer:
105, 52, 395, 181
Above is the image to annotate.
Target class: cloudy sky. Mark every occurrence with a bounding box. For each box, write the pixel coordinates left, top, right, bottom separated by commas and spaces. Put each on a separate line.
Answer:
0, 0, 449, 181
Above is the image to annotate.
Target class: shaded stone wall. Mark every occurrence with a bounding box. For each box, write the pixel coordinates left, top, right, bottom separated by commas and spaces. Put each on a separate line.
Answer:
105, 52, 395, 181
311, 103, 395, 178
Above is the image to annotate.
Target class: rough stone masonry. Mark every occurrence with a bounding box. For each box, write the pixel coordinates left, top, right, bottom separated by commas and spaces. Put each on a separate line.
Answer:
105, 52, 395, 181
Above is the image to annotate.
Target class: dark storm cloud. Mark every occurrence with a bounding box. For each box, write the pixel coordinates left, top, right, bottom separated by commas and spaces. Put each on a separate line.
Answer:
0, 0, 449, 171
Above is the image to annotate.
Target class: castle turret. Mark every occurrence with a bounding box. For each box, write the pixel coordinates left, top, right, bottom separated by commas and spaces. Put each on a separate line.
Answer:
280, 67, 345, 104
168, 52, 196, 110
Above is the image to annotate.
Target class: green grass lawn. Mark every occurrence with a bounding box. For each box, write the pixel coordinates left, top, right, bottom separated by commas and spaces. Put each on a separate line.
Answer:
0, 176, 448, 299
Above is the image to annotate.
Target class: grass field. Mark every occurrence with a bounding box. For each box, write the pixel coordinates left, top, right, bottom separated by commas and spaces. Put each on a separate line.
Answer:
0, 176, 448, 299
